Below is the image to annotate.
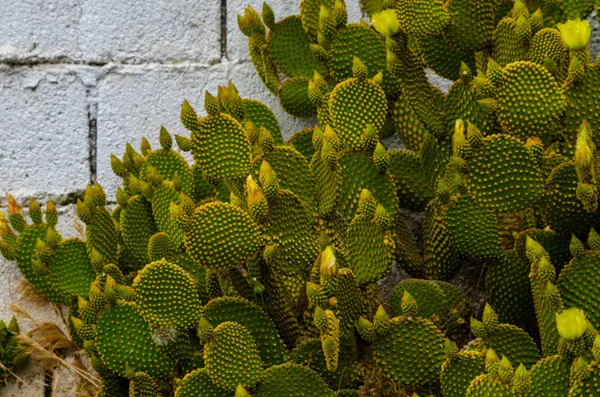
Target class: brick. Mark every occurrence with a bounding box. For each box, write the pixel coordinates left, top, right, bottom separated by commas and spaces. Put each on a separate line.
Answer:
78, 0, 221, 63
0, 0, 81, 62
0, 67, 91, 201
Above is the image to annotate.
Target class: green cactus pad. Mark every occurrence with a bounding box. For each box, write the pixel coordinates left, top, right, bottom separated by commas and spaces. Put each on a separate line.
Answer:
202, 296, 286, 366
192, 113, 251, 181
466, 134, 544, 212
140, 148, 194, 198
394, 213, 424, 276
432, 280, 469, 319
441, 351, 486, 397
492, 17, 527, 67
416, 34, 476, 81
496, 61, 566, 139
254, 362, 335, 397
48, 238, 96, 299
174, 368, 231, 397
96, 301, 173, 378
390, 279, 447, 320
204, 321, 263, 391
423, 202, 460, 280
133, 259, 201, 329
392, 95, 433, 152
287, 128, 315, 160
348, 213, 392, 284
388, 149, 434, 211
444, 76, 496, 137
562, 65, 600, 147
262, 145, 317, 212
15, 224, 71, 304
396, 0, 450, 39
120, 195, 158, 270
445, 0, 497, 52
338, 151, 398, 223
483, 324, 541, 369
129, 372, 159, 397
185, 201, 262, 274
332, 268, 371, 334
420, 134, 450, 187
569, 361, 600, 396
528, 355, 570, 397
262, 190, 318, 276
374, 317, 446, 386
310, 151, 341, 218
558, 0, 596, 19
279, 76, 317, 118
558, 251, 600, 329
466, 374, 517, 397
248, 35, 280, 94
329, 77, 387, 151
527, 28, 570, 84
542, 162, 596, 236
269, 15, 324, 79
241, 99, 283, 144
299, 0, 334, 41
445, 195, 501, 259
85, 206, 119, 265
290, 338, 362, 390
330, 24, 387, 83
486, 250, 534, 326
150, 183, 184, 250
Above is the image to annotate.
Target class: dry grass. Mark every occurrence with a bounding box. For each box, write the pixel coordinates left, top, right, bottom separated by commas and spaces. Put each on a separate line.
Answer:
8, 304, 101, 395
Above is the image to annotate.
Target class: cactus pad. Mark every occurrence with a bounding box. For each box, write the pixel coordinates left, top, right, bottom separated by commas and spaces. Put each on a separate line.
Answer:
96, 301, 173, 378
185, 202, 262, 273
466, 134, 544, 212
374, 317, 446, 386
133, 259, 201, 329
202, 297, 286, 366
254, 362, 335, 397
204, 321, 263, 391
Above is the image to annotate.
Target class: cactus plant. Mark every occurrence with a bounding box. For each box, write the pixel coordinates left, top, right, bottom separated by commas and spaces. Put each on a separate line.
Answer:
2, 0, 600, 395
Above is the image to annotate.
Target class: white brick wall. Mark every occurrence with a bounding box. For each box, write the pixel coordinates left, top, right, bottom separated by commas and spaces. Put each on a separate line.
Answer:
0, 1, 599, 395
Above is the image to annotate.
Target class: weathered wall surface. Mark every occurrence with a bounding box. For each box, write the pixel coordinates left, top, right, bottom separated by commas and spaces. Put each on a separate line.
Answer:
0, 1, 599, 395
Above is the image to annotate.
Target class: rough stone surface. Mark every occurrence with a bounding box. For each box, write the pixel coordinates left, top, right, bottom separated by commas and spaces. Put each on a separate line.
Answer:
77, 0, 221, 64
0, 1, 81, 62
0, 0, 220, 64
0, 67, 91, 201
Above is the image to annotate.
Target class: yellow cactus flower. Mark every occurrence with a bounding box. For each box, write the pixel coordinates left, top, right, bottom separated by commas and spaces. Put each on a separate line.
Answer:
372, 9, 400, 37
320, 246, 338, 278
555, 308, 588, 340
558, 19, 591, 50
575, 122, 593, 167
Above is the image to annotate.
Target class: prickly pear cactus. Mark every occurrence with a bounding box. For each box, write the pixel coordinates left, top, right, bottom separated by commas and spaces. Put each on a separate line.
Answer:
2, 0, 600, 395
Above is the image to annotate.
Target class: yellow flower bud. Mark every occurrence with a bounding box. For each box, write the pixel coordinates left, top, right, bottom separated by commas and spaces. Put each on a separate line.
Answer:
558, 19, 592, 50
320, 246, 338, 279
555, 308, 588, 340
371, 9, 400, 37
575, 124, 593, 167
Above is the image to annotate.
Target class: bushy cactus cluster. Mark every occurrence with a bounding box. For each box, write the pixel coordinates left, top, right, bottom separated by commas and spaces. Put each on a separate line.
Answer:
0, 317, 28, 385
2, 0, 600, 395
